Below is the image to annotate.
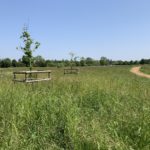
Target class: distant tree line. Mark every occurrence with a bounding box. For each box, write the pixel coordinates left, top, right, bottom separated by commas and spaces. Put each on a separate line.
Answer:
0, 56, 150, 68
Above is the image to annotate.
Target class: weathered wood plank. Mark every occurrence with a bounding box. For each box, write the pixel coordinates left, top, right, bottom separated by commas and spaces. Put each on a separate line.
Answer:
13, 70, 51, 74
13, 78, 51, 83
25, 78, 51, 83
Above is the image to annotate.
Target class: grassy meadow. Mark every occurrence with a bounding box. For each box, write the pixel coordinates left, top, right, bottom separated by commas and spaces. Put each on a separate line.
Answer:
140, 65, 150, 75
0, 66, 150, 150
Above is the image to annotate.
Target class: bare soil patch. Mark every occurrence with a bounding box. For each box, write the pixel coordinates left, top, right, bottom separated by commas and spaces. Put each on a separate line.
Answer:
130, 66, 150, 78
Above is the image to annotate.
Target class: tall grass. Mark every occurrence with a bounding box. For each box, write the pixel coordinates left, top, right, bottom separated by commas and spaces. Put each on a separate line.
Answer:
140, 65, 150, 75
0, 66, 150, 149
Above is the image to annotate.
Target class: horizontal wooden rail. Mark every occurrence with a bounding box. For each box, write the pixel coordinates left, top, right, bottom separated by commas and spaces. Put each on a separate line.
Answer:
13, 70, 51, 74
64, 68, 79, 74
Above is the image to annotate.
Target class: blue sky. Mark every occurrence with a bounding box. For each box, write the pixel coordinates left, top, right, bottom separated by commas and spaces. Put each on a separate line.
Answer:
0, 0, 150, 60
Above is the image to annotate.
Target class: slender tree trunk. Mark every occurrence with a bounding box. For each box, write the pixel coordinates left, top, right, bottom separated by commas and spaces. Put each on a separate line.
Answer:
71, 59, 73, 69
29, 58, 32, 71
29, 58, 32, 80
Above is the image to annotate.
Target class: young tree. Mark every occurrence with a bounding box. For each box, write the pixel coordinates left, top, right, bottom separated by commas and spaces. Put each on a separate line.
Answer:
69, 52, 79, 69
69, 52, 75, 69
17, 27, 40, 71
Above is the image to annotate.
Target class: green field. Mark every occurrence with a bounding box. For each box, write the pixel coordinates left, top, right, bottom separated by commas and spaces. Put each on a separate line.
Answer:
0, 66, 150, 150
140, 65, 150, 75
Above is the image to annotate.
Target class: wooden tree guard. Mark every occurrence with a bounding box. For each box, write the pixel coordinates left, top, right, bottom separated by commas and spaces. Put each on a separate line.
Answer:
13, 70, 51, 83
64, 68, 79, 74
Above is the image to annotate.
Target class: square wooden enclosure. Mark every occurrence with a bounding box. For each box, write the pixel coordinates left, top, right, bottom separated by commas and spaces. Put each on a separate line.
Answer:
64, 68, 79, 74
13, 70, 51, 83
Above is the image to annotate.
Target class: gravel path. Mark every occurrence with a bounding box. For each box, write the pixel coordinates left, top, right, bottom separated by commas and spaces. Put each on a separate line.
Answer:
130, 66, 150, 78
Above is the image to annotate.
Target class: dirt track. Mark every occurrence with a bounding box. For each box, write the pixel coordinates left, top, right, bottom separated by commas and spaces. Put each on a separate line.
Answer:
130, 66, 150, 78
